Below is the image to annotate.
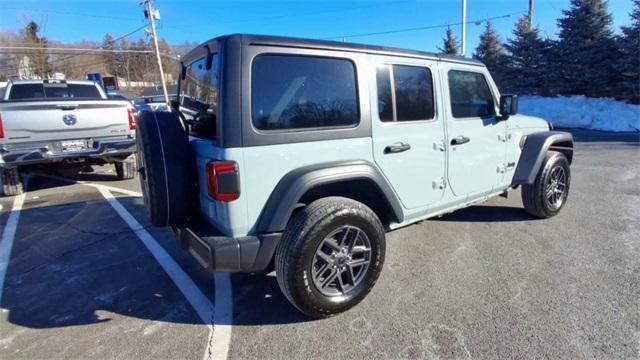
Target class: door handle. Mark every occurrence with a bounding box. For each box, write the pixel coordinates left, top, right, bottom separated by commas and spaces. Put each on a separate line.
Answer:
384, 142, 411, 154
450, 136, 470, 146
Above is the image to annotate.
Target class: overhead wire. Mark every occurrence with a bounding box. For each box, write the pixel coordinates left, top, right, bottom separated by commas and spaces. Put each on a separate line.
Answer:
321, 10, 526, 40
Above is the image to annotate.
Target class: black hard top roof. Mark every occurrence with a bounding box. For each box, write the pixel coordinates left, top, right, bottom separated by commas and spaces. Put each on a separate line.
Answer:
184, 33, 484, 67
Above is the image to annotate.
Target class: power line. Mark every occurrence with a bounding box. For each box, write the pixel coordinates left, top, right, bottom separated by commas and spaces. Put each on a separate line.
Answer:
0, 52, 179, 73
0, 47, 153, 54
46, 25, 148, 67
322, 11, 526, 40
0, 6, 143, 22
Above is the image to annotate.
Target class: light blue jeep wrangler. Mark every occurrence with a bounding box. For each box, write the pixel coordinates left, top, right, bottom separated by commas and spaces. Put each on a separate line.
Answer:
136, 34, 573, 318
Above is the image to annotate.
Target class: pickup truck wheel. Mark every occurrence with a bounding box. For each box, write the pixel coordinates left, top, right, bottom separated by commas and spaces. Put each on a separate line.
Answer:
136, 112, 195, 227
522, 151, 571, 218
114, 161, 135, 180
1, 167, 24, 196
275, 197, 385, 318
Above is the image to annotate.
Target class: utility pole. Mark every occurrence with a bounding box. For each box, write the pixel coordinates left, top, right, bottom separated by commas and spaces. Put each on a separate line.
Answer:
528, 0, 535, 28
460, 0, 467, 56
144, 0, 170, 108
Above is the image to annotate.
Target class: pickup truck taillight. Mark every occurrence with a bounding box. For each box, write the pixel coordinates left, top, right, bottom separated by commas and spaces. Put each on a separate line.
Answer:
0, 112, 4, 139
128, 108, 138, 131
206, 161, 240, 202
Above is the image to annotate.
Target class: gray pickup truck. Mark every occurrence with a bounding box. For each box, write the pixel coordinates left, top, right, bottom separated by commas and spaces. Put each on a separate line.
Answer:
0, 79, 137, 195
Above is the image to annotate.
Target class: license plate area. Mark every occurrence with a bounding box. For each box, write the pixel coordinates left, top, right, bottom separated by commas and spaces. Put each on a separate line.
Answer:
53, 139, 93, 153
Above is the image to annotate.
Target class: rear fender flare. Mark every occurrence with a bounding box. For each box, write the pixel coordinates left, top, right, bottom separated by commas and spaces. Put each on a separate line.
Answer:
254, 161, 404, 233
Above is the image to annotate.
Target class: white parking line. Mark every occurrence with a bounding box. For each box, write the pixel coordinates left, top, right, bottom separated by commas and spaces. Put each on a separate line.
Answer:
96, 186, 232, 360
0, 192, 26, 304
32, 172, 142, 197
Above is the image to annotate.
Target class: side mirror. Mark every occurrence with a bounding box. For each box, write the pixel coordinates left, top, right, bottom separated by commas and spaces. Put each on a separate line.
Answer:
498, 94, 518, 120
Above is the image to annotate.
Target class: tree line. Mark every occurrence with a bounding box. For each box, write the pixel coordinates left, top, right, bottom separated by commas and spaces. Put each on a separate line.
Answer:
0, 22, 194, 84
440, 0, 639, 103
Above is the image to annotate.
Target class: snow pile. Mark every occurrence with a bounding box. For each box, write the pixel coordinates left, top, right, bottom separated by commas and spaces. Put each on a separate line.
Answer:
519, 95, 640, 132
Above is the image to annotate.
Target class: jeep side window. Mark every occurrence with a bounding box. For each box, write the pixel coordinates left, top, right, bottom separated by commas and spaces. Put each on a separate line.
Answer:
376, 64, 435, 122
448, 70, 495, 118
251, 55, 359, 131
180, 55, 220, 131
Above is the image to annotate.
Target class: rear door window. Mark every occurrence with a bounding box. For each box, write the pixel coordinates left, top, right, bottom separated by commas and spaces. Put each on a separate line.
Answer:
252, 55, 359, 131
376, 64, 435, 122
448, 70, 495, 118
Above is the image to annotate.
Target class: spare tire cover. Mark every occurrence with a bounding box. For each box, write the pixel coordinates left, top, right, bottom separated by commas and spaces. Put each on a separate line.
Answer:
136, 111, 196, 227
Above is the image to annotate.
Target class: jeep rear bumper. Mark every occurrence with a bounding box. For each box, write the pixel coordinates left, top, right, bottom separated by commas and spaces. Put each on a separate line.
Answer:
0, 137, 136, 167
174, 217, 281, 272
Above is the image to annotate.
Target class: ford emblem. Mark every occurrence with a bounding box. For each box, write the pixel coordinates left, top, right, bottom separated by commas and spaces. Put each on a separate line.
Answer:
62, 114, 77, 125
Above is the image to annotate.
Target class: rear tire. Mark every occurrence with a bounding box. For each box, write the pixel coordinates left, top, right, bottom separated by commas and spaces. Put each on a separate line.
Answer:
1, 167, 24, 196
522, 151, 571, 218
114, 161, 135, 180
275, 197, 385, 318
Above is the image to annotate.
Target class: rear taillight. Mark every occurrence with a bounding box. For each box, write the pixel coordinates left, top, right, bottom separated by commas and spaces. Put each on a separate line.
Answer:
128, 108, 138, 131
0, 113, 4, 139
206, 161, 240, 202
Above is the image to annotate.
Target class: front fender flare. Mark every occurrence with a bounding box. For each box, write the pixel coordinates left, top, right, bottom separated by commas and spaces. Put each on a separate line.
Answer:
512, 131, 574, 185
254, 161, 404, 233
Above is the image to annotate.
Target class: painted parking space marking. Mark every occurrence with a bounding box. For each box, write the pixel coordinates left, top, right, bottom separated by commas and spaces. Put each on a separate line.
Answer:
0, 191, 26, 305
95, 185, 232, 360
33, 172, 143, 197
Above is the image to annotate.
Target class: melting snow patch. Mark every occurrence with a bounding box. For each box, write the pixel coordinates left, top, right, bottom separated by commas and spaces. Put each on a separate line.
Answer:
519, 95, 640, 132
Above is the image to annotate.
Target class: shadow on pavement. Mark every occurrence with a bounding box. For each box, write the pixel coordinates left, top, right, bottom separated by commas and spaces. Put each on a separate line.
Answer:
435, 205, 538, 223
1, 196, 311, 331
230, 273, 310, 325
563, 128, 640, 143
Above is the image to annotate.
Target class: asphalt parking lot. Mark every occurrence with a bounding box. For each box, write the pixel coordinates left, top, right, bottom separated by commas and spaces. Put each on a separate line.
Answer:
0, 129, 638, 359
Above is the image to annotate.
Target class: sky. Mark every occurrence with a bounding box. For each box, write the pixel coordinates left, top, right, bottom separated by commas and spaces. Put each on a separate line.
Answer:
0, 0, 634, 54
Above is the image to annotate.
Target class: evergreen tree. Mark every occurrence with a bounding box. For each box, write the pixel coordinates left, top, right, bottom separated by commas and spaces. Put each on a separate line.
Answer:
615, 0, 640, 102
505, 17, 553, 94
473, 21, 508, 88
22, 21, 49, 78
101, 34, 118, 76
439, 25, 459, 55
556, 0, 616, 96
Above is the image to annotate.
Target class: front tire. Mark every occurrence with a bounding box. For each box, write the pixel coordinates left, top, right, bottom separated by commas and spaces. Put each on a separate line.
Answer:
275, 197, 386, 318
522, 151, 571, 218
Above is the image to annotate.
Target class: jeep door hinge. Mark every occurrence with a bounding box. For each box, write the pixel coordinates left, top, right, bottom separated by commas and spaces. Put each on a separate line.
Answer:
433, 139, 446, 152
432, 177, 446, 190
498, 132, 513, 143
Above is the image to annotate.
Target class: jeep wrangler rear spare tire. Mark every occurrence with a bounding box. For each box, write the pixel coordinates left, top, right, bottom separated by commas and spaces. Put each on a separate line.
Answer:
275, 197, 386, 318
522, 151, 571, 218
1, 167, 24, 196
136, 111, 195, 227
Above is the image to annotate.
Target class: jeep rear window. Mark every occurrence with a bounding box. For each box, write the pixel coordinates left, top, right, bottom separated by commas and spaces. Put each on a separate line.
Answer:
251, 55, 359, 131
448, 70, 495, 118
180, 54, 220, 135
376, 64, 435, 122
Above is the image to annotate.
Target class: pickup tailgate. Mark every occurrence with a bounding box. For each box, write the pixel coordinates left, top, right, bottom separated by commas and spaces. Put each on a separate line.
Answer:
0, 100, 131, 144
